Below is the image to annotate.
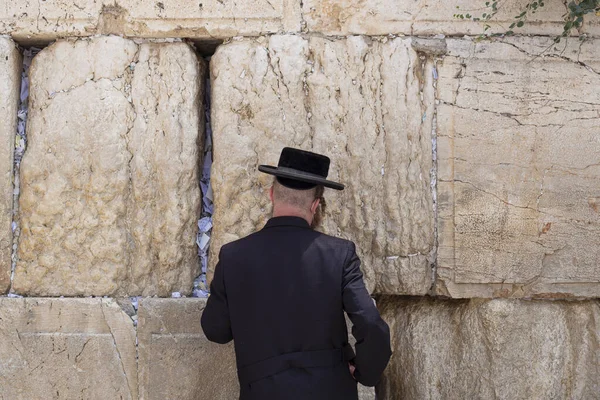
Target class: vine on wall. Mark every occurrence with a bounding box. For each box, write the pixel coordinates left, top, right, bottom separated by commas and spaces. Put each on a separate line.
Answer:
454, 0, 599, 42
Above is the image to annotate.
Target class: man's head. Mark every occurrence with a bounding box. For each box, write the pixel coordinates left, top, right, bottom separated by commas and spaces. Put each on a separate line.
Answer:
270, 178, 326, 228
258, 147, 343, 227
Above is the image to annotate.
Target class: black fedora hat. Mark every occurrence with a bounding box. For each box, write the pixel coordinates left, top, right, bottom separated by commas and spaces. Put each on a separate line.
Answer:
258, 147, 344, 191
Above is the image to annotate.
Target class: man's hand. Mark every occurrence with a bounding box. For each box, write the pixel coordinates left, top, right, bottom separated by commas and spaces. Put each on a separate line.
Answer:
348, 362, 356, 380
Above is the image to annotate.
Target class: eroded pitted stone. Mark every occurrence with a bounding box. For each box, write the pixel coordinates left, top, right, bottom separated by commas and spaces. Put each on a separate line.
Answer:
210, 35, 435, 295
436, 38, 600, 299
137, 298, 238, 400
302, 0, 600, 37
0, 297, 137, 399
0, 38, 20, 293
377, 297, 600, 399
0, 0, 301, 43
15, 36, 204, 296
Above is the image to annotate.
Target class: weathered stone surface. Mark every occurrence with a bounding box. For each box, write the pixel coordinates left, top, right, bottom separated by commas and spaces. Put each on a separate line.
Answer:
377, 297, 600, 400
302, 0, 600, 36
0, 38, 20, 293
0, 297, 137, 399
436, 37, 600, 299
15, 36, 204, 296
210, 35, 435, 295
0, 0, 300, 43
137, 298, 238, 400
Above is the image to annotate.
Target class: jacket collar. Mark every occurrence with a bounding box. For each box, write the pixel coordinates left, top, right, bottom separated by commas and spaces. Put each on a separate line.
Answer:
263, 216, 311, 230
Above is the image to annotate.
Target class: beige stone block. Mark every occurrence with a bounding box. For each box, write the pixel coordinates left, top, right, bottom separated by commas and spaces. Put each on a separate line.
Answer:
377, 297, 600, 400
137, 298, 238, 400
436, 37, 600, 299
14, 36, 204, 296
0, 0, 300, 43
210, 35, 435, 295
0, 38, 20, 293
302, 0, 600, 36
0, 297, 137, 399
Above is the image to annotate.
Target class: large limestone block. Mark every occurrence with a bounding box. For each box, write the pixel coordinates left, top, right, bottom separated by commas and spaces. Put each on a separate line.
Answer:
303, 0, 600, 36
436, 37, 600, 299
210, 35, 435, 295
0, 0, 300, 43
15, 36, 204, 296
0, 38, 20, 293
377, 297, 600, 400
137, 298, 238, 400
0, 297, 137, 399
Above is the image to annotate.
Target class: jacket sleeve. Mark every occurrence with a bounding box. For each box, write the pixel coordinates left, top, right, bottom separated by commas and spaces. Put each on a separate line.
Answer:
342, 241, 392, 387
201, 248, 233, 344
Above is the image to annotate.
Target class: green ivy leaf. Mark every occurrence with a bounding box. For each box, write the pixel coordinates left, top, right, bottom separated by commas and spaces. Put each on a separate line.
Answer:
455, 0, 598, 49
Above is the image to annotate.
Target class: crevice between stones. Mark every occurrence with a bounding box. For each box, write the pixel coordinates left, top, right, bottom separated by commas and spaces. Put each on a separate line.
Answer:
192, 69, 214, 298
8, 46, 41, 297
411, 38, 445, 297
429, 58, 440, 296
299, 0, 307, 33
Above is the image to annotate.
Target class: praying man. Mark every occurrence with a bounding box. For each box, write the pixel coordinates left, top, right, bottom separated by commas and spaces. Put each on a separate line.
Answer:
202, 147, 392, 400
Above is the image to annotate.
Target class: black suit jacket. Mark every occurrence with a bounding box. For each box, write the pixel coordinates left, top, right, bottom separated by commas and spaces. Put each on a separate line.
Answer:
201, 216, 392, 400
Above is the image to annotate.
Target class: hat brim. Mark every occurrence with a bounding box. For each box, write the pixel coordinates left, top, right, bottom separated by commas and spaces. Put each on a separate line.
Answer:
258, 165, 345, 190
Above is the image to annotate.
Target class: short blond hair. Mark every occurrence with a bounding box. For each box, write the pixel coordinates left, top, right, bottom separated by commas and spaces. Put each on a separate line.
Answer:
272, 179, 318, 209
272, 179, 326, 228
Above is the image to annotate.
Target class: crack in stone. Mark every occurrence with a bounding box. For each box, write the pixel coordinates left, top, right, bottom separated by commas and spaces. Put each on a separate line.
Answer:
449, 178, 537, 212
100, 301, 134, 400
299, 0, 307, 33
439, 100, 579, 129
429, 58, 440, 295
74, 337, 92, 363
444, 176, 598, 228
501, 39, 600, 77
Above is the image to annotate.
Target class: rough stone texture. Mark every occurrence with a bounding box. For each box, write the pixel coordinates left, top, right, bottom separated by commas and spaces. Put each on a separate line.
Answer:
0, 297, 137, 399
210, 35, 435, 295
436, 37, 600, 299
3, 0, 599, 41
377, 297, 600, 400
0, 0, 301, 43
302, 0, 600, 36
0, 38, 20, 293
15, 36, 204, 296
137, 298, 238, 400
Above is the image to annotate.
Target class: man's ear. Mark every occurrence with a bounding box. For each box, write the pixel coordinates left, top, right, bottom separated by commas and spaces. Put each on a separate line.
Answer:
269, 186, 274, 203
310, 197, 320, 214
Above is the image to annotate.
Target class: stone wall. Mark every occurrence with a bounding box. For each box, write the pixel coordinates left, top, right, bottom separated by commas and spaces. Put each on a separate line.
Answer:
0, 297, 237, 399
436, 38, 600, 299
15, 36, 204, 297
0, 0, 599, 399
377, 297, 600, 399
210, 35, 435, 295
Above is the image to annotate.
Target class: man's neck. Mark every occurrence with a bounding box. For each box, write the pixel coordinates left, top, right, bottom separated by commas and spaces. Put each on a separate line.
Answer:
272, 206, 312, 225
